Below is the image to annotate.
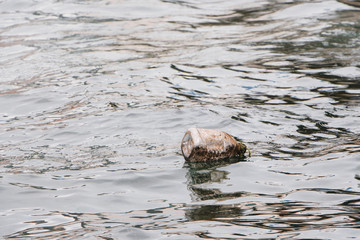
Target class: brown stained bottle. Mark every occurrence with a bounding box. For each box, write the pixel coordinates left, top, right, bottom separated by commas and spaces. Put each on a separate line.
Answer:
181, 128, 248, 162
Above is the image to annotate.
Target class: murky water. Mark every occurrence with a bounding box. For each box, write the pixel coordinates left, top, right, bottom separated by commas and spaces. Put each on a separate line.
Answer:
1, 0, 360, 239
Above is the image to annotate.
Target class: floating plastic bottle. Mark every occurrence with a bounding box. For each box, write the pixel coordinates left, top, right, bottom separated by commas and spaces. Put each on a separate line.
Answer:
181, 128, 249, 162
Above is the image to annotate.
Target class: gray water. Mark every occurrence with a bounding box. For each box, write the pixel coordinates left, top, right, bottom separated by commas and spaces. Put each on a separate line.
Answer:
0, 0, 360, 239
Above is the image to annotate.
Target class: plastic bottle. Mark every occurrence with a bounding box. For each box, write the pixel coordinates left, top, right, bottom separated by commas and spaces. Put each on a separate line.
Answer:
181, 128, 249, 162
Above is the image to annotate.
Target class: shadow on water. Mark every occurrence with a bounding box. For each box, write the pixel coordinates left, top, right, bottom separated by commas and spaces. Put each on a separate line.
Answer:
184, 158, 247, 201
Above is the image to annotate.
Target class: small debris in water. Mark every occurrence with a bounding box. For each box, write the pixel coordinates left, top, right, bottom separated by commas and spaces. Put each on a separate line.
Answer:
108, 102, 119, 108
181, 128, 250, 162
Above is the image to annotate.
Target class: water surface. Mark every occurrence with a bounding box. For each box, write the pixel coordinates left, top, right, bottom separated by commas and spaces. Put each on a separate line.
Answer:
1, 0, 360, 239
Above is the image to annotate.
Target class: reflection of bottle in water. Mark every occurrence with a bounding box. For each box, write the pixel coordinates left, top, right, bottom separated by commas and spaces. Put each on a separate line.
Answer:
181, 128, 249, 162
